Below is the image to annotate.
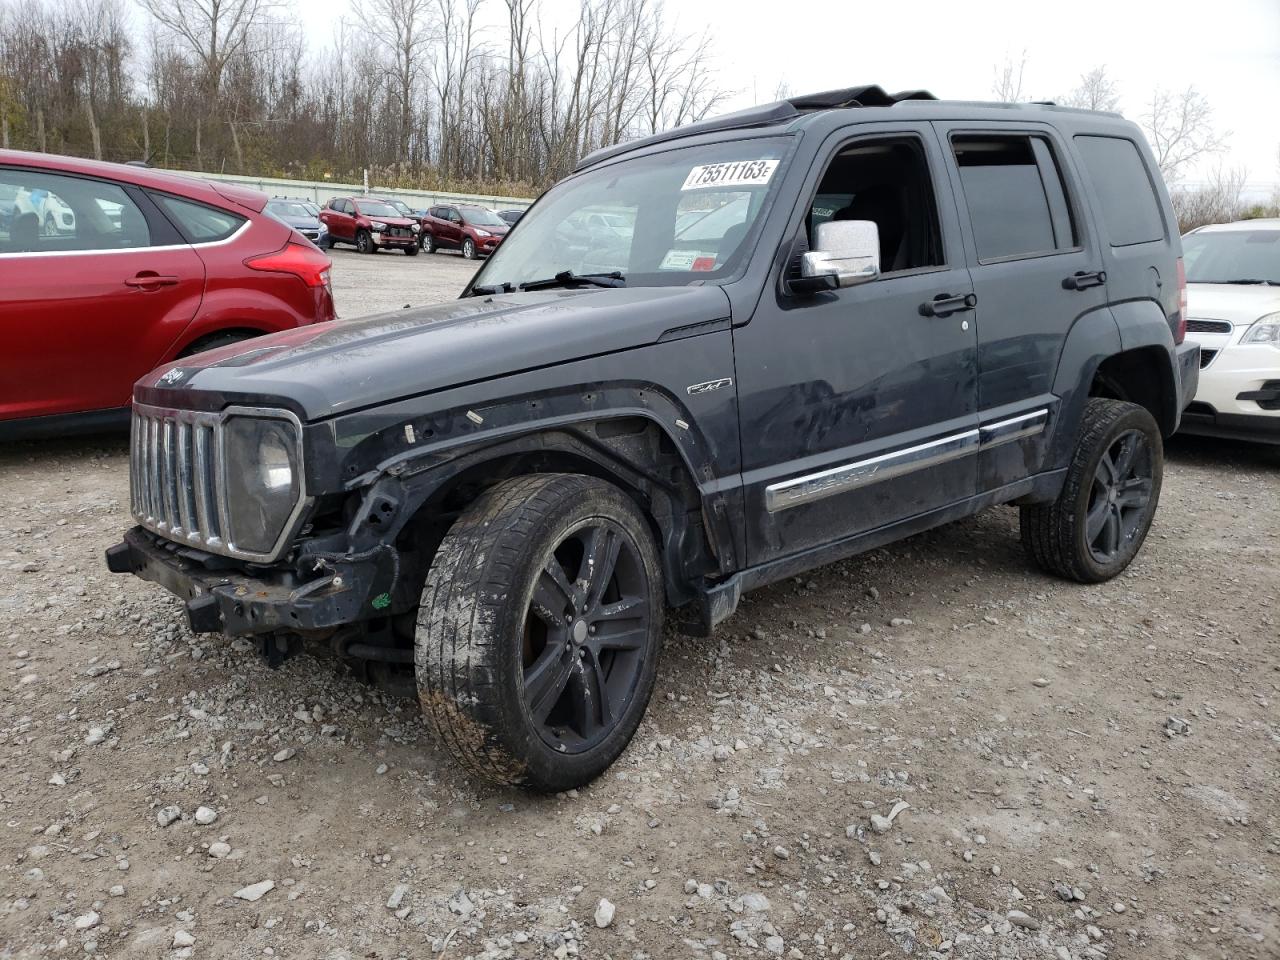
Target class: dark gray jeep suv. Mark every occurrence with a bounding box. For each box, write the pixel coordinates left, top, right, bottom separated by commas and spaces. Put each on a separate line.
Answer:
108, 86, 1200, 791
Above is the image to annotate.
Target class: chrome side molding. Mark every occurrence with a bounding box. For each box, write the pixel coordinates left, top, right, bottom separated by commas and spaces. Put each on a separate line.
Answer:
979, 409, 1049, 449
764, 409, 1049, 513
765, 430, 980, 513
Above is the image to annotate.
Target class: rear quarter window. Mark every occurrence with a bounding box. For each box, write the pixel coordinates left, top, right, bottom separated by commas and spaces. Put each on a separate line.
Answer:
153, 194, 246, 243
1073, 135, 1166, 246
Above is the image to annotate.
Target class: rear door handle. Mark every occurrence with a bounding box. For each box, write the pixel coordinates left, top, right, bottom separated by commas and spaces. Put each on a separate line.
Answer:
1062, 270, 1106, 290
125, 273, 180, 290
919, 292, 977, 317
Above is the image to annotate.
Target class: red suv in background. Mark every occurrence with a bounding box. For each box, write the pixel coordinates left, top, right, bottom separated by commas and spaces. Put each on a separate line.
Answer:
0, 149, 335, 440
420, 204, 509, 259
319, 196, 420, 255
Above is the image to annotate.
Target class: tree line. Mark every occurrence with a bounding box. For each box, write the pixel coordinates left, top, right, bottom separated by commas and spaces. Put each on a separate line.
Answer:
0, 0, 727, 193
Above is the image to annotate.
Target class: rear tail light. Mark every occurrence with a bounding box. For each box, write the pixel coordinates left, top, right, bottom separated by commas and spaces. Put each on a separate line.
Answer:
1174, 257, 1188, 344
245, 239, 332, 290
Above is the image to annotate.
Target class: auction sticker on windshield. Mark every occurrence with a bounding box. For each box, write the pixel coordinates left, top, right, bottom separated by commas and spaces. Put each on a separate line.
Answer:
660, 249, 717, 271
682, 159, 779, 191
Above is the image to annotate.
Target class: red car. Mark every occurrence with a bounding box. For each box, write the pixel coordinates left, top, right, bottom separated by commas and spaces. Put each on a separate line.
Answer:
420, 204, 509, 259
0, 149, 335, 440
319, 196, 420, 255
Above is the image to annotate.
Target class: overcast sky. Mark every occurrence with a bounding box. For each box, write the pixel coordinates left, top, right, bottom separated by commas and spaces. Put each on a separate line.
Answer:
305, 0, 1279, 193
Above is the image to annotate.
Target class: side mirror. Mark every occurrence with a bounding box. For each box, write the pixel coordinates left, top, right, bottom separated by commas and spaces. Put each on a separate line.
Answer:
800, 220, 880, 289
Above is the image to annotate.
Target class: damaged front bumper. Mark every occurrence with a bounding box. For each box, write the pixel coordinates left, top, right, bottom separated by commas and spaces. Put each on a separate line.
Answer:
105, 526, 394, 636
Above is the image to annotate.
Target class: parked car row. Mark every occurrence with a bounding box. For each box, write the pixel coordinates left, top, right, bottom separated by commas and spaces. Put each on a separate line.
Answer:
316, 195, 523, 259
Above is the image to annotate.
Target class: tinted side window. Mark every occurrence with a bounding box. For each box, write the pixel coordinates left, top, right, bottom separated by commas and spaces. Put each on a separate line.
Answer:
1073, 135, 1165, 246
952, 136, 1073, 261
0, 168, 150, 253
153, 194, 245, 242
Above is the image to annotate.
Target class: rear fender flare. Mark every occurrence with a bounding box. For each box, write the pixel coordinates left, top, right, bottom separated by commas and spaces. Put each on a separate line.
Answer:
1047, 305, 1122, 470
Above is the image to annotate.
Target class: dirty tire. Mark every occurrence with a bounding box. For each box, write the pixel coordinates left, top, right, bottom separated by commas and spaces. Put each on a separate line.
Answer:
356, 229, 373, 254
404, 243, 419, 256
1020, 398, 1163, 583
416, 473, 663, 791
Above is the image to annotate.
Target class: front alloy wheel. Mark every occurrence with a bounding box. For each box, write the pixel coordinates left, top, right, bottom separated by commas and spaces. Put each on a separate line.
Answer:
416, 474, 663, 791
356, 229, 373, 254
462, 237, 477, 259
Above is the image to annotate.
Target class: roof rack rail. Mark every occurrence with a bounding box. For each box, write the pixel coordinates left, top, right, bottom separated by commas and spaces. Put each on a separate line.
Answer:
574, 84, 936, 172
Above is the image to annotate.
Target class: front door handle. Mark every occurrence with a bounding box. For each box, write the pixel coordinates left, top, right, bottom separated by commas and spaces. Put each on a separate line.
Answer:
919, 292, 977, 317
124, 272, 180, 291
1062, 270, 1106, 291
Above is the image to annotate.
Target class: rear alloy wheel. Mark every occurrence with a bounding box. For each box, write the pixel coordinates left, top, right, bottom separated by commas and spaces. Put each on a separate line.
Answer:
42, 213, 58, 237
462, 237, 477, 259
416, 474, 663, 791
356, 229, 374, 254
1020, 398, 1163, 583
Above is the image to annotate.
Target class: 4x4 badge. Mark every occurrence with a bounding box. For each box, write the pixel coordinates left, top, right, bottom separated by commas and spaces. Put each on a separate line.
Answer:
686, 378, 732, 396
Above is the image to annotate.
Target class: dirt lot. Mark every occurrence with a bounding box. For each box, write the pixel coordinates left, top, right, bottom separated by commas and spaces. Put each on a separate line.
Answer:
1, 251, 1277, 960
327, 245, 480, 318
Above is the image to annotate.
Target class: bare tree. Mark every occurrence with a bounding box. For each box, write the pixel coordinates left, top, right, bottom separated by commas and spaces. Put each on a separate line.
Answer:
1, 0, 729, 189
355, 0, 435, 167
1170, 166, 1249, 232
991, 51, 1027, 102
1142, 86, 1226, 183
1059, 65, 1120, 111
430, 0, 484, 178
139, 0, 272, 99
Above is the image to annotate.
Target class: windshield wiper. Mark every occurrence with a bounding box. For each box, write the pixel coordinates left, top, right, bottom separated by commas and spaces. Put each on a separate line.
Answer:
518, 270, 625, 291
1220, 278, 1280, 286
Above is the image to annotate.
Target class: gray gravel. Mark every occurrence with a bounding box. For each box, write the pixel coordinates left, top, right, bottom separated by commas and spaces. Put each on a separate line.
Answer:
0, 259, 1277, 959
327, 244, 480, 320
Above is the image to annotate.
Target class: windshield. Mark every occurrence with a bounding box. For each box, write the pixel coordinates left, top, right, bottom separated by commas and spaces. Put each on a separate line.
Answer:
460, 206, 506, 227
355, 200, 401, 218
1183, 228, 1280, 284
267, 201, 314, 220
389, 200, 412, 215
470, 137, 791, 290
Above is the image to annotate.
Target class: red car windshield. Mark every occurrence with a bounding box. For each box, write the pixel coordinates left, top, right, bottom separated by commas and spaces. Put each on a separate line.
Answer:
355, 200, 400, 218
460, 207, 507, 227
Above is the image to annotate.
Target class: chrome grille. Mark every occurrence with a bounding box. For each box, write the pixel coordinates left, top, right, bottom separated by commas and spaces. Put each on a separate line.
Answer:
130, 406, 227, 551
1186, 318, 1233, 334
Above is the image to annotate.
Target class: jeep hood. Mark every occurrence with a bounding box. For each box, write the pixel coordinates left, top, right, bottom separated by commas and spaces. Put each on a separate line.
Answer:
141, 286, 731, 420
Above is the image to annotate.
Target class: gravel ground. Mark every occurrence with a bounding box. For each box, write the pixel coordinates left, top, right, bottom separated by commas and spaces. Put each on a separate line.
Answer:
0, 253, 1276, 960
327, 245, 480, 318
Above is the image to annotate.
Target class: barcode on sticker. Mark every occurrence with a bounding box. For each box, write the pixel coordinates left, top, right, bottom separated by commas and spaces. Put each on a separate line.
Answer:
681, 159, 779, 191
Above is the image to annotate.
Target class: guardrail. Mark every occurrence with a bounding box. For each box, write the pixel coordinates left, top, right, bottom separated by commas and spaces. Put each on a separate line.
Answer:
180, 169, 536, 212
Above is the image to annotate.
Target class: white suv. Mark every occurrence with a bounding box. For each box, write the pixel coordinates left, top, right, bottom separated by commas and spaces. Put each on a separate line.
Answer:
1179, 219, 1280, 444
